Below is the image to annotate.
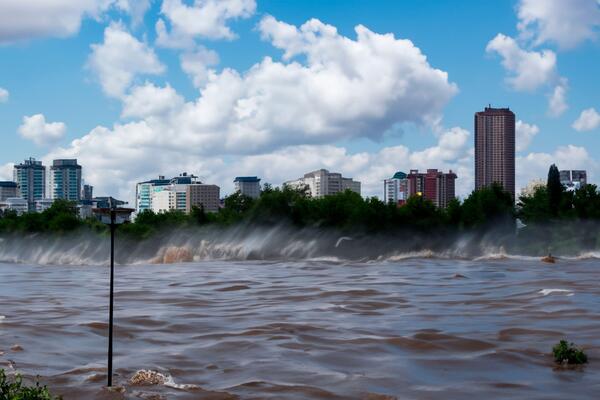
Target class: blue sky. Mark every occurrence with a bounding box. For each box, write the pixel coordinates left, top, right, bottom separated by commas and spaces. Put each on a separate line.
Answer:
0, 0, 599, 202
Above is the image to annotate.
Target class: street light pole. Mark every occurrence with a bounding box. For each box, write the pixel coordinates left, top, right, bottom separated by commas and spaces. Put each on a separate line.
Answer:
107, 209, 115, 387
93, 200, 133, 388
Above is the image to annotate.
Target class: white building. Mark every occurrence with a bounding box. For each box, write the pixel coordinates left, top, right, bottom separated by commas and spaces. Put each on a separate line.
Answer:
384, 171, 409, 204
0, 197, 28, 215
520, 179, 546, 198
148, 174, 220, 214
151, 190, 177, 213
35, 198, 55, 213
234, 176, 261, 199
284, 169, 361, 198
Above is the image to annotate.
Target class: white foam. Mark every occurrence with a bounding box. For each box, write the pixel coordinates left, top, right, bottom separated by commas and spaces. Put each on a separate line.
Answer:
0, 315, 5, 322
539, 289, 574, 296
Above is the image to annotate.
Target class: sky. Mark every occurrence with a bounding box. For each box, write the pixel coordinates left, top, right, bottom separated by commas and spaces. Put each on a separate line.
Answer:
0, 0, 599, 203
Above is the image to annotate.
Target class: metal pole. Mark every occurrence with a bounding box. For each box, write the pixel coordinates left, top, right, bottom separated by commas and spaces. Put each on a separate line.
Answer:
108, 210, 115, 387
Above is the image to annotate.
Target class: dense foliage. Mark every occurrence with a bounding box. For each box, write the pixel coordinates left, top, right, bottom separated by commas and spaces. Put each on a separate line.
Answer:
0, 370, 61, 400
1, 164, 599, 253
552, 340, 588, 365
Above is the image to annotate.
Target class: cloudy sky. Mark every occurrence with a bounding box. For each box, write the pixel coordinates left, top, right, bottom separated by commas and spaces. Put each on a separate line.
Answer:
0, 0, 599, 203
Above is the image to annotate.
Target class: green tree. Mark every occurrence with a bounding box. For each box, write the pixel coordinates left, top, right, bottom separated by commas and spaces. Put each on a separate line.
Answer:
547, 164, 562, 216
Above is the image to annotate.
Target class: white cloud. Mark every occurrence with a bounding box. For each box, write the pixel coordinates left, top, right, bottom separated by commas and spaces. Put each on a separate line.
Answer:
0, 87, 8, 103
43, 17, 459, 202
0, 1, 154, 44
517, 145, 598, 191
121, 82, 184, 119
517, 0, 600, 49
0, 163, 13, 181
572, 108, 600, 132
486, 33, 557, 91
18, 114, 67, 146
180, 46, 220, 88
516, 120, 540, 152
156, 0, 256, 48
87, 22, 165, 98
222, 127, 473, 199
114, 0, 151, 27
547, 78, 568, 117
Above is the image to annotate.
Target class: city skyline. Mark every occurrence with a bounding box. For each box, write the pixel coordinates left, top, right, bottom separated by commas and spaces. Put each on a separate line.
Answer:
0, 1, 598, 204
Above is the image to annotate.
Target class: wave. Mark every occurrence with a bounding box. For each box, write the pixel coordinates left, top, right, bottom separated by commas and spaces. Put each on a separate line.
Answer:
0, 223, 599, 266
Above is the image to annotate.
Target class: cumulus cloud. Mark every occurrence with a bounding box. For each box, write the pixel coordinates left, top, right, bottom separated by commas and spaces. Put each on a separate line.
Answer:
87, 22, 165, 98
0, 1, 153, 44
43, 17, 459, 201
0, 87, 8, 103
180, 46, 220, 88
156, 0, 256, 48
114, 0, 152, 27
547, 78, 568, 117
516, 120, 540, 152
572, 108, 600, 132
18, 114, 67, 146
517, 145, 598, 191
486, 33, 557, 91
517, 0, 600, 49
121, 83, 185, 119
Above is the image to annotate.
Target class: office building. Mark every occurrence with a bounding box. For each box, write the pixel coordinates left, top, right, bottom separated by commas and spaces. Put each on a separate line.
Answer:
384, 172, 409, 205
0, 181, 17, 201
13, 157, 46, 211
136, 173, 199, 214
475, 106, 516, 199
234, 176, 261, 199
407, 169, 457, 209
81, 184, 94, 201
560, 170, 587, 191
284, 169, 361, 197
50, 159, 82, 201
186, 184, 220, 213
135, 176, 171, 214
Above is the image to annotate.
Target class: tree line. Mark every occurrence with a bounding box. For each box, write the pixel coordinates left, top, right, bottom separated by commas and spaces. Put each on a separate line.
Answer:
1, 165, 599, 249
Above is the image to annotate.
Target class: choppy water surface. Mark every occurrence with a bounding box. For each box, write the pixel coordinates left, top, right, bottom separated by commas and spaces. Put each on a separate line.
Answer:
1, 258, 599, 399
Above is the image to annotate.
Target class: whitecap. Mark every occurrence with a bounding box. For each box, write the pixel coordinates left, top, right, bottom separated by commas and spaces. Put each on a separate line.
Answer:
539, 289, 574, 296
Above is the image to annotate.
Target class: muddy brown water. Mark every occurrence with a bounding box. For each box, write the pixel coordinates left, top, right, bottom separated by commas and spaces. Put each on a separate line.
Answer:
1, 258, 599, 399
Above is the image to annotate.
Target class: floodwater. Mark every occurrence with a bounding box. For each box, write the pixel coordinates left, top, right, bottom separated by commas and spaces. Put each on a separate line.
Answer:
1, 258, 599, 399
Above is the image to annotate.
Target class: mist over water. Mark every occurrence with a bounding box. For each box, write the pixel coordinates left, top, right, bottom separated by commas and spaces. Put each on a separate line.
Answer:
1, 223, 598, 265
1, 225, 600, 399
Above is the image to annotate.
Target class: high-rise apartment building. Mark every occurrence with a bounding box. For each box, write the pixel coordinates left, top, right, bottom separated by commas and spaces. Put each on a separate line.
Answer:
284, 169, 361, 197
13, 157, 46, 211
0, 181, 17, 201
407, 169, 457, 209
384, 172, 409, 205
234, 176, 261, 199
560, 170, 587, 191
50, 159, 82, 201
474, 106, 516, 199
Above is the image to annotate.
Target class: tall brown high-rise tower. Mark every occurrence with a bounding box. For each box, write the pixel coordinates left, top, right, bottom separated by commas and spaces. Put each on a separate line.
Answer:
474, 106, 515, 199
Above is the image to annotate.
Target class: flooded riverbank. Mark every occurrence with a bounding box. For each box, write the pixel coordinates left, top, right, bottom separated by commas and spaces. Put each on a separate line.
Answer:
1, 258, 599, 399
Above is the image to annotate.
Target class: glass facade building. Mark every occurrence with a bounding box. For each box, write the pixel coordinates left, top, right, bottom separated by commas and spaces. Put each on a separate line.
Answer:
13, 158, 46, 211
50, 159, 82, 201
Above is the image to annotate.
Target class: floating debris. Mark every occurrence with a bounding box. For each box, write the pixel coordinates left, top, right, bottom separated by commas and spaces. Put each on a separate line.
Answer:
130, 370, 167, 386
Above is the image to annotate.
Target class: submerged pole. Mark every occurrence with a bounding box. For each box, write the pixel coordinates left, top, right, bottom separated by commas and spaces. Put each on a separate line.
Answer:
108, 209, 115, 387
